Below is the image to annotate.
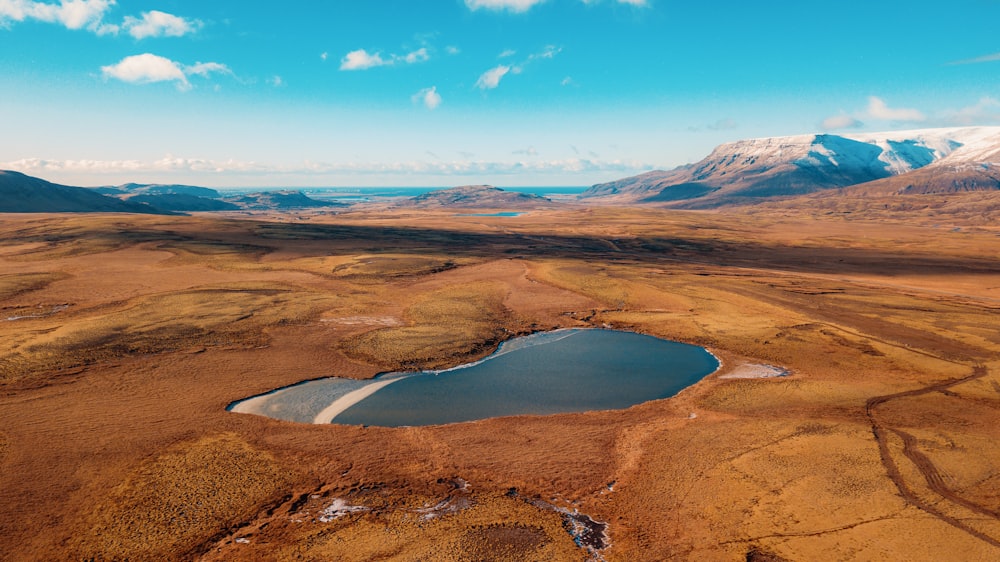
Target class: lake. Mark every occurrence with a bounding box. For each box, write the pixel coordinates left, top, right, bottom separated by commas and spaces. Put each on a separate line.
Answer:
228, 329, 719, 427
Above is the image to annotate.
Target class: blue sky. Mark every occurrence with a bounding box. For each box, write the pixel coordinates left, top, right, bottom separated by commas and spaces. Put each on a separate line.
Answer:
3, 0, 1000, 187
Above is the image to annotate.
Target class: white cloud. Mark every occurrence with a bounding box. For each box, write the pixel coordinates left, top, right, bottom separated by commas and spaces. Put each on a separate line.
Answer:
0, 2, 205, 38
403, 47, 429, 64
499, 49, 516, 58
268, 75, 283, 87
468, 0, 646, 12
101, 53, 230, 91
185, 61, 231, 78
340, 49, 385, 70
941, 97, 1000, 125
513, 146, 538, 156
320, 51, 328, 61
101, 53, 188, 89
0, 0, 114, 32
582, 0, 649, 5
465, 0, 546, 12
560, 76, 573, 86
123, 10, 199, 39
866, 96, 925, 122
821, 113, 864, 130
445, 46, 460, 55
476, 46, 559, 90
339, 46, 430, 70
412, 86, 441, 110
475, 65, 510, 90
3, 155, 655, 179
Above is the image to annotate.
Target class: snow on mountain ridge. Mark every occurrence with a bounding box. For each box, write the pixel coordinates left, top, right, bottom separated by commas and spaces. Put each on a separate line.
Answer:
698, 127, 1000, 177
583, 126, 1000, 205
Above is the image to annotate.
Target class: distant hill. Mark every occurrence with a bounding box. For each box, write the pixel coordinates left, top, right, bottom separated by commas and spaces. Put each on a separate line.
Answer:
128, 193, 240, 212
0, 170, 170, 214
223, 190, 343, 210
583, 127, 1000, 207
89, 182, 339, 211
108, 182, 223, 198
398, 185, 551, 208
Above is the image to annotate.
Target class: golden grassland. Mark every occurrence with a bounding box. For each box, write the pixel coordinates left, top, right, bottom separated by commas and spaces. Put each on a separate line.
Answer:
0, 201, 998, 561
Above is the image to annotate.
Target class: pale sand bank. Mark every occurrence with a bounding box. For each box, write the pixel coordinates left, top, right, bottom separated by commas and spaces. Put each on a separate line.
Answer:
312, 375, 407, 424
718, 363, 789, 379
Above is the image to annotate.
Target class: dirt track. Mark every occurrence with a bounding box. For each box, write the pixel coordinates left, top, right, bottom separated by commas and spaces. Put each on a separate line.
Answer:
867, 365, 1000, 548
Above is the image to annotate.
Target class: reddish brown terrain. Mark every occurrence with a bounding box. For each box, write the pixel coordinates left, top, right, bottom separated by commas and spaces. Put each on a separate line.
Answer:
1, 195, 999, 560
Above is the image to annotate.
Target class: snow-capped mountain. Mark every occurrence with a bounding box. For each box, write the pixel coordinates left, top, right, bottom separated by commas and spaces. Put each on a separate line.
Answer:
583, 127, 1000, 207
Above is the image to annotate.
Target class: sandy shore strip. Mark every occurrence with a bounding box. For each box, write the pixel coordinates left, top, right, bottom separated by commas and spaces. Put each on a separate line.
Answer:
312, 374, 409, 424
718, 363, 789, 379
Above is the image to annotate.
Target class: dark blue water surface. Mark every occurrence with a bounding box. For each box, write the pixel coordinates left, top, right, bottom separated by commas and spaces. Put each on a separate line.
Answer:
332, 329, 718, 427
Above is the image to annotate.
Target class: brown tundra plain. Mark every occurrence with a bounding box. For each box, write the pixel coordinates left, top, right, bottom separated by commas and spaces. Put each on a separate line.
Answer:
1, 198, 999, 561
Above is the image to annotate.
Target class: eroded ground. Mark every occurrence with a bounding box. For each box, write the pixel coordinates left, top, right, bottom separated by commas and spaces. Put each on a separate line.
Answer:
0, 204, 998, 561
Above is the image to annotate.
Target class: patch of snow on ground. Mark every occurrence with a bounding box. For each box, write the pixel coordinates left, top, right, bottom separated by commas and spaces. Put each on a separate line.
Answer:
317, 498, 369, 522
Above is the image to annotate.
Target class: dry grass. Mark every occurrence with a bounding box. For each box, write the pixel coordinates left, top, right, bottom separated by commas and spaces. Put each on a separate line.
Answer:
340, 282, 521, 370
0, 271, 69, 300
205, 492, 582, 562
0, 283, 334, 383
75, 433, 292, 561
0, 207, 998, 561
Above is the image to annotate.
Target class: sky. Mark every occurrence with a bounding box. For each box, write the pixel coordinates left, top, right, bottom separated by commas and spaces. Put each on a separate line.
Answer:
3, 0, 1000, 188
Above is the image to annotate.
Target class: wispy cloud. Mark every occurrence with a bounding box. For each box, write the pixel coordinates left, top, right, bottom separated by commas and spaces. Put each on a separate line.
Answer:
476, 65, 511, 90
512, 146, 538, 156
101, 53, 231, 91
403, 47, 429, 64
468, 0, 648, 12
940, 96, 1000, 125
122, 10, 200, 39
465, 0, 546, 13
498, 49, 517, 58
412, 86, 442, 110
866, 96, 925, 122
476, 46, 560, 90
948, 52, 1000, 65
4, 155, 655, 179
339, 46, 430, 70
819, 96, 924, 129
706, 118, 738, 131
820, 113, 863, 130
527, 45, 561, 61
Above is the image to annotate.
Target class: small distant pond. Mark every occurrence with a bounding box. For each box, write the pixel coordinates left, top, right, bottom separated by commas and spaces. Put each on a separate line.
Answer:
454, 212, 523, 217
229, 329, 719, 427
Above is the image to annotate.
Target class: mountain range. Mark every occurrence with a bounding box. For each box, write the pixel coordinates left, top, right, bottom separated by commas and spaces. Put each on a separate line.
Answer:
0, 170, 171, 214
5, 126, 1000, 214
583, 127, 1000, 207
0, 174, 338, 213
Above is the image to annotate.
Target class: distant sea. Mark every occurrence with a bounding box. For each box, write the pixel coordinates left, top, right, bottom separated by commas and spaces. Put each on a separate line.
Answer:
216, 186, 588, 202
